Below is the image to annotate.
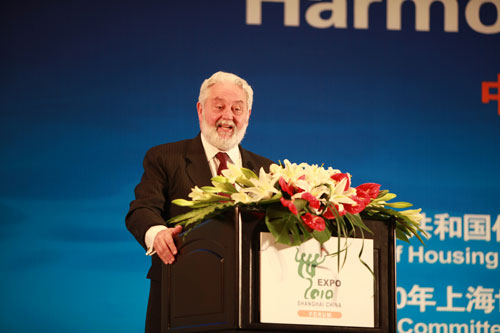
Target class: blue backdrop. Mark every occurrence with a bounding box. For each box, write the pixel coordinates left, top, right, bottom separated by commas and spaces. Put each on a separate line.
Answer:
1, 1, 499, 331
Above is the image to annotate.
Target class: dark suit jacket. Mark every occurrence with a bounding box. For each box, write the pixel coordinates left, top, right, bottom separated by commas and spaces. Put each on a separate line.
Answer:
126, 134, 274, 281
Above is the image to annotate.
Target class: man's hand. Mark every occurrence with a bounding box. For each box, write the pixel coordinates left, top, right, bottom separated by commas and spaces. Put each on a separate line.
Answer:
153, 225, 183, 265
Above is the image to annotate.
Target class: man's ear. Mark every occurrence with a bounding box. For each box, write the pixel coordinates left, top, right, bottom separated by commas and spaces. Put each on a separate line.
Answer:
196, 102, 203, 121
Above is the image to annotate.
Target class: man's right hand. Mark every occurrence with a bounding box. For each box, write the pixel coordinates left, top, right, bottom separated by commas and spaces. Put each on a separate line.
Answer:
153, 225, 183, 265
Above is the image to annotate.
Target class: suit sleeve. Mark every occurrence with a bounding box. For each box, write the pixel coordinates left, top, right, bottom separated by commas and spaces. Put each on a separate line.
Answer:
126, 147, 169, 249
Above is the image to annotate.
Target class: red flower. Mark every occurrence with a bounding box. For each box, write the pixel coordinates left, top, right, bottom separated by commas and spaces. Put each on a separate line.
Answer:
356, 183, 381, 199
280, 197, 298, 215
345, 190, 371, 214
279, 176, 304, 196
330, 173, 351, 191
279, 177, 294, 196
323, 203, 346, 220
301, 213, 326, 231
301, 192, 321, 210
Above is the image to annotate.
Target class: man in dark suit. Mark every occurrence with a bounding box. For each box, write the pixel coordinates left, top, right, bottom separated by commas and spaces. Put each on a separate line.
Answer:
126, 71, 273, 332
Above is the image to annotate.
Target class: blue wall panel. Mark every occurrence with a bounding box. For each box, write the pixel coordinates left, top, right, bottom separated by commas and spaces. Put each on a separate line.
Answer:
1, 1, 499, 331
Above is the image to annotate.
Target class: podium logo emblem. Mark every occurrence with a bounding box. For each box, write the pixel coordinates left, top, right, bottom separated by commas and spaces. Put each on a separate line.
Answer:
294, 248, 342, 318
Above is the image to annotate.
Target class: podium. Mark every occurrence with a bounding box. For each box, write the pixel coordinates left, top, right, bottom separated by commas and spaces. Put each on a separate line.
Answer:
162, 209, 396, 332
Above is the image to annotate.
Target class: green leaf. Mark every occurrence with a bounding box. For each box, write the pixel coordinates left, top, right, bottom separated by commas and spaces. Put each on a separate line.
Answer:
312, 228, 331, 244
335, 216, 342, 272
356, 227, 374, 277
385, 201, 413, 209
258, 192, 282, 205
338, 217, 350, 269
293, 199, 308, 212
235, 176, 254, 187
363, 206, 426, 245
171, 199, 195, 206
241, 167, 258, 179
190, 194, 234, 202
345, 213, 373, 234
211, 175, 230, 184
200, 186, 220, 193
396, 228, 410, 243
289, 224, 304, 246
376, 190, 389, 199
377, 192, 397, 202
265, 206, 303, 245
326, 246, 347, 259
166, 202, 235, 226
189, 202, 217, 208
214, 182, 237, 193
296, 220, 313, 242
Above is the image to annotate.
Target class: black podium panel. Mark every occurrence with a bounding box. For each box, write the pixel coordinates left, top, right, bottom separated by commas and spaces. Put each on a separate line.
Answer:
162, 214, 237, 331
162, 210, 396, 332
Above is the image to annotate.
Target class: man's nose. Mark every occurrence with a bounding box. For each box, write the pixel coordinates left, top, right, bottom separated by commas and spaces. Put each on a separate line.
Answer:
221, 106, 233, 119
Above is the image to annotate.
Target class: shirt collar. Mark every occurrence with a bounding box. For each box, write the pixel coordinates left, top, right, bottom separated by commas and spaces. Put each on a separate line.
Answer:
200, 133, 241, 167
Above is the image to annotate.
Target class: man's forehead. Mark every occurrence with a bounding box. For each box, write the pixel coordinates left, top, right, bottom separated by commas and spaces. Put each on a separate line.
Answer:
211, 96, 245, 104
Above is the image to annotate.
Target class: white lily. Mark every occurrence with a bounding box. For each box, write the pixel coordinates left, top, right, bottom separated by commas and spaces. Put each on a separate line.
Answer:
328, 179, 357, 206
400, 209, 424, 224
188, 186, 217, 201
221, 163, 245, 183
242, 168, 279, 202
231, 191, 253, 204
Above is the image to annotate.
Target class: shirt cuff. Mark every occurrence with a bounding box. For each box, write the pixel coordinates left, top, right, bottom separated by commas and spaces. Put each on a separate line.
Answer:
145, 225, 168, 256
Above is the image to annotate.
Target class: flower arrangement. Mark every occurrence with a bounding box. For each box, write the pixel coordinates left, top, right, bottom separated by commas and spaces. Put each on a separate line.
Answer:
168, 160, 427, 249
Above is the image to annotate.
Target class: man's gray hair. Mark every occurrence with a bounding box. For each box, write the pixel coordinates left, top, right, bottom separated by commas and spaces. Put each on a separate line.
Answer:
198, 71, 254, 110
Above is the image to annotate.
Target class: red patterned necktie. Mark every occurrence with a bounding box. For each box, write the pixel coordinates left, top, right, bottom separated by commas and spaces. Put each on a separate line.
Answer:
215, 152, 229, 176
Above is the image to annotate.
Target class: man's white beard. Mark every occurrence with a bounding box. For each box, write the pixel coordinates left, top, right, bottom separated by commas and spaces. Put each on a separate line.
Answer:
200, 115, 247, 151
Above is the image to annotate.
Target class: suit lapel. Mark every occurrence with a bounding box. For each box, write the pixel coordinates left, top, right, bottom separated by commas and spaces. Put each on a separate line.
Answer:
184, 136, 266, 187
240, 146, 258, 173
185, 134, 213, 187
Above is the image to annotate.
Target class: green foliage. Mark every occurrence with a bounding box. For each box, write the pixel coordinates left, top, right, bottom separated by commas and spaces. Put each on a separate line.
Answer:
166, 201, 235, 227
265, 205, 310, 246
